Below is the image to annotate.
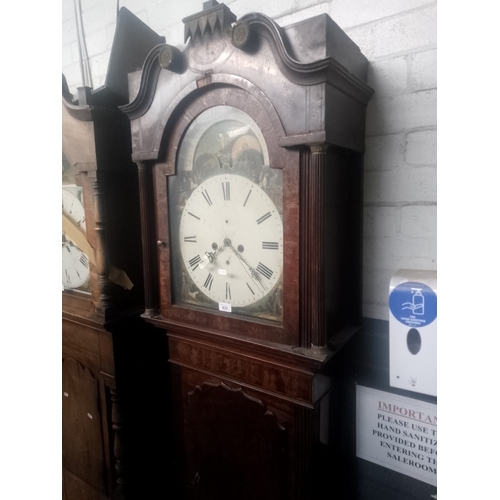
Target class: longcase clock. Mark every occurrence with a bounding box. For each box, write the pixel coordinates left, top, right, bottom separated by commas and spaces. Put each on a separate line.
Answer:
121, 1, 373, 498
62, 8, 166, 500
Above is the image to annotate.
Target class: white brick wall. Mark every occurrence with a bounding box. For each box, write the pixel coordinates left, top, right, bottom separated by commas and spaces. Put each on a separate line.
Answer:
327, 0, 433, 29
365, 134, 404, 171
405, 129, 437, 165
367, 57, 408, 98
61, 0, 437, 321
366, 90, 437, 135
229, 0, 325, 20
345, 6, 437, 60
409, 49, 437, 91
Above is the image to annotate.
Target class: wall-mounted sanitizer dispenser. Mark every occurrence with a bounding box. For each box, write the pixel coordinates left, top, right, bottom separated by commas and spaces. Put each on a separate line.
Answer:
389, 270, 437, 397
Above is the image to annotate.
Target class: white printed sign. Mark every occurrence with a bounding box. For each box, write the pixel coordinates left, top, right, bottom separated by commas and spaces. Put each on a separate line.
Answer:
356, 385, 437, 486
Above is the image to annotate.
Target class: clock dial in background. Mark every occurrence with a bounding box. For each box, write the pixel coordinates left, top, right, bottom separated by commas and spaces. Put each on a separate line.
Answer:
169, 106, 284, 322
62, 153, 91, 292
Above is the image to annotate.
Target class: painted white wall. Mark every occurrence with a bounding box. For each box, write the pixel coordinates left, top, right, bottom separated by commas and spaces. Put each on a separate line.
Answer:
62, 0, 437, 322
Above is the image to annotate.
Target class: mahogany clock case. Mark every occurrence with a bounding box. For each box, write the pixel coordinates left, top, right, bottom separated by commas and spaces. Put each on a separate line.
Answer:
62, 8, 174, 500
121, 2, 373, 499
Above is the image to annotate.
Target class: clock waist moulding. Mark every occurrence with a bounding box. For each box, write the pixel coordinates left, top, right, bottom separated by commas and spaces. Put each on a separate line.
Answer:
62, 8, 171, 500
121, 2, 373, 498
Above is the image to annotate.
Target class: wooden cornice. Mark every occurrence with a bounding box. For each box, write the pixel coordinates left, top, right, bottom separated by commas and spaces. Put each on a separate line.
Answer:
233, 12, 374, 105
121, 11, 374, 123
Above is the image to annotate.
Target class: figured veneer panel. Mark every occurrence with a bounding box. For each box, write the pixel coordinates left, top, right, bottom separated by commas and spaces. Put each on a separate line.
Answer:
184, 381, 287, 500
169, 336, 315, 404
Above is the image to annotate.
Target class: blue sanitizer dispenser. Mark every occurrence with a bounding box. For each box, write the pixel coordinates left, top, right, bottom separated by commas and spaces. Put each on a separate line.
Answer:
389, 270, 437, 397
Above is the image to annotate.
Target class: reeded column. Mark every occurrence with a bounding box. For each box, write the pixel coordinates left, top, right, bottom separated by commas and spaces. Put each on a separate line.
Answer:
136, 161, 159, 316
300, 145, 329, 349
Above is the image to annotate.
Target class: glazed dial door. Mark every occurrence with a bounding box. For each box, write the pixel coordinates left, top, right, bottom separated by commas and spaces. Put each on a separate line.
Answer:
62, 153, 91, 293
168, 106, 284, 323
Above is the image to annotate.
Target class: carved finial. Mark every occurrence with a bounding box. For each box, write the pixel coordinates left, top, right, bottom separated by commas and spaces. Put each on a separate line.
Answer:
183, 2, 236, 43
203, 0, 219, 10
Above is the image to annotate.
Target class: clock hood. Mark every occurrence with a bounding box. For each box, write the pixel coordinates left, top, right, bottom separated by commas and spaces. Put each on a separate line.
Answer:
120, 1, 373, 159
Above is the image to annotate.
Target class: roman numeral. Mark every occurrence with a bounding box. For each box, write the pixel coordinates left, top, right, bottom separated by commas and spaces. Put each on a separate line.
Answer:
256, 212, 271, 224
226, 282, 231, 300
256, 262, 273, 280
184, 236, 197, 243
203, 273, 214, 290
262, 242, 279, 250
222, 181, 230, 201
202, 189, 213, 206
243, 189, 252, 207
189, 255, 201, 270
188, 212, 200, 220
65, 270, 71, 284
246, 282, 255, 295
80, 254, 89, 268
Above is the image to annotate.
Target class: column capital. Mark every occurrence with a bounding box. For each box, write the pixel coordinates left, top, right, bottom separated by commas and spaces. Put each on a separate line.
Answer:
309, 144, 329, 155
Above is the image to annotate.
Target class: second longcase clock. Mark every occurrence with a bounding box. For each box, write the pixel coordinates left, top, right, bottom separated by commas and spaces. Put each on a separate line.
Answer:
122, 1, 373, 498
62, 8, 169, 500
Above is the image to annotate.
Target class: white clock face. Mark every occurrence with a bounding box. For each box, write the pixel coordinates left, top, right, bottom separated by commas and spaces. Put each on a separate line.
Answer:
179, 174, 283, 307
62, 187, 90, 291
62, 188, 86, 231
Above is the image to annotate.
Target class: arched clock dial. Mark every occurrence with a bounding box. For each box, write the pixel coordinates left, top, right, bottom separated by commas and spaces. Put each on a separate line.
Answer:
169, 105, 284, 322
62, 187, 90, 291
179, 174, 283, 307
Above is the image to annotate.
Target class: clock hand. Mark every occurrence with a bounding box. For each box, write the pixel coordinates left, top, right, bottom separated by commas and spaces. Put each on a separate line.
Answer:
203, 243, 226, 264
224, 238, 266, 291
198, 242, 227, 270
